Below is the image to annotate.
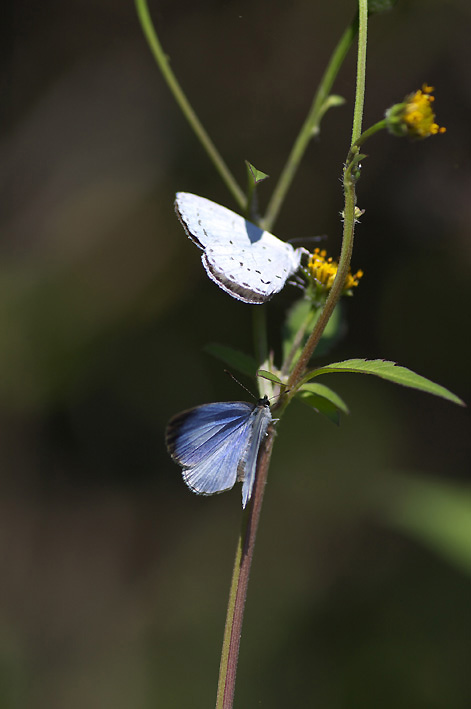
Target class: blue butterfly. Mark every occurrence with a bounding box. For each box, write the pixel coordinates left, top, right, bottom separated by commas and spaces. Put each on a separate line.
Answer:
166, 396, 272, 507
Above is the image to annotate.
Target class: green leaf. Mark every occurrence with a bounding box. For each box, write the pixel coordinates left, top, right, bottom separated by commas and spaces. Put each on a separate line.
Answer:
204, 343, 257, 378
297, 382, 349, 425
299, 382, 350, 415
316, 94, 346, 128
302, 358, 465, 406
297, 390, 341, 425
257, 369, 284, 385
324, 94, 346, 108
245, 161, 269, 186
381, 475, 471, 575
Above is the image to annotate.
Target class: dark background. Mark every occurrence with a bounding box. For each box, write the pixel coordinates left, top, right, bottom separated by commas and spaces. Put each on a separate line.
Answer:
1, 1, 470, 707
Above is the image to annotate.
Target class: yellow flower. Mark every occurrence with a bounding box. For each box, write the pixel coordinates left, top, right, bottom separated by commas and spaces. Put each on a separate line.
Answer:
307, 249, 363, 292
386, 84, 446, 139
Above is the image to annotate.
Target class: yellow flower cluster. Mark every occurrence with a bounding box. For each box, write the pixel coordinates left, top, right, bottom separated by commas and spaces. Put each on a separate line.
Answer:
386, 84, 446, 139
403, 85, 446, 138
307, 248, 363, 292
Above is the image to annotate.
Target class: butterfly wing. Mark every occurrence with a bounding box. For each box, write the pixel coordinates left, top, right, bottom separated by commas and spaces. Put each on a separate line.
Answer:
239, 400, 272, 507
202, 236, 301, 304
166, 402, 255, 497
175, 192, 302, 304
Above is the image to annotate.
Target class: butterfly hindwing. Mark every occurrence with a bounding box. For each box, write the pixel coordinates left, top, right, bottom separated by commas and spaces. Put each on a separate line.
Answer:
175, 192, 302, 304
240, 403, 272, 507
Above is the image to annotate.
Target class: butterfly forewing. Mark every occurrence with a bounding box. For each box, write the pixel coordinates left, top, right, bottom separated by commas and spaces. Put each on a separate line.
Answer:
166, 402, 256, 499
166, 402, 253, 466
166, 398, 273, 506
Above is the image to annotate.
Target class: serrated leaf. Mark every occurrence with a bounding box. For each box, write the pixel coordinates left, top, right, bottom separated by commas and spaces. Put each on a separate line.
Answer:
299, 382, 350, 415
257, 369, 284, 385
301, 358, 465, 406
204, 343, 257, 378
245, 161, 269, 185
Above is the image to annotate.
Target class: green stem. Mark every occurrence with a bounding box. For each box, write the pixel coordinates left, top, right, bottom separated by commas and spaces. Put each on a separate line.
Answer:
252, 307, 268, 365
351, 0, 368, 144
252, 307, 270, 397
261, 12, 359, 233
281, 0, 369, 406
350, 118, 387, 155
217, 3, 369, 703
135, 0, 246, 211
284, 186, 355, 400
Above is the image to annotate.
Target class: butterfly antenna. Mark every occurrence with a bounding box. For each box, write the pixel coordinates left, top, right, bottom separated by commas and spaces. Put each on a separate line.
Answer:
287, 235, 327, 246
224, 370, 257, 400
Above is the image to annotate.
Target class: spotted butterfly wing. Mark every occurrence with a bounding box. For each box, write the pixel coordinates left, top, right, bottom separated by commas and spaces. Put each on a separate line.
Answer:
175, 192, 302, 304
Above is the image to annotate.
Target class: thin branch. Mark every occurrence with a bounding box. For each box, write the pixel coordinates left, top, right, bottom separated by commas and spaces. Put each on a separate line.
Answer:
135, 0, 246, 210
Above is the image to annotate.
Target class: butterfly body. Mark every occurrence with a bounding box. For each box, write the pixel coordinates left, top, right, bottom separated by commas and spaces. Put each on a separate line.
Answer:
175, 192, 302, 304
166, 397, 272, 507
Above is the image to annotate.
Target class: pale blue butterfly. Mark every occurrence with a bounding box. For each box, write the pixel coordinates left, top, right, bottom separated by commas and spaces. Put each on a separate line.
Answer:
175, 192, 303, 304
166, 396, 272, 507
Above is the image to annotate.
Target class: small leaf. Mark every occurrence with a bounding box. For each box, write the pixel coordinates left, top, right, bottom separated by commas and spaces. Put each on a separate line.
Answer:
301, 358, 465, 406
299, 382, 350, 415
316, 94, 346, 128
245, 161, 269, 186
257, 369, 284, 385
205, 343, 257, 378
325, 94, 346, 108
297, 391, 341, 425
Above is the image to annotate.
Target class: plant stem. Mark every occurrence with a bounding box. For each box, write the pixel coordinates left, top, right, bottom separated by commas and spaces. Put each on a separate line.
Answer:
252, 307, 271, 398
282, 0, 369, 403
350, 118, 387, 155
261, 12, 359, 233
135, 0, 246, 211
215, 5, 369, 705
351, 0, 367, 145
215, 428, 276, 709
